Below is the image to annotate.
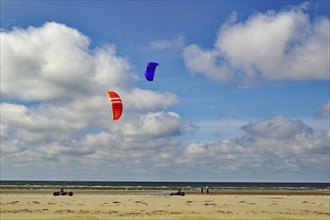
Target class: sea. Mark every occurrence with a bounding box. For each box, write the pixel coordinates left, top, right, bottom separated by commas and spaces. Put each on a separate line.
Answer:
0, 181, 329, 193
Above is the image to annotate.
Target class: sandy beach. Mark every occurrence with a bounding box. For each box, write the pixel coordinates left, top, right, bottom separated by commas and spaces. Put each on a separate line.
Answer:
0, 189, 329, 220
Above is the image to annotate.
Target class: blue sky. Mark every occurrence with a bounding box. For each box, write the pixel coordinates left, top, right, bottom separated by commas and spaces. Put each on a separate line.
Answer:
1, 1, 329, 182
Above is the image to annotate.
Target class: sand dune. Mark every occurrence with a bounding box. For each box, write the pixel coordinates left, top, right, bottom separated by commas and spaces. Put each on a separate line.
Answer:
1, 189, 329, 219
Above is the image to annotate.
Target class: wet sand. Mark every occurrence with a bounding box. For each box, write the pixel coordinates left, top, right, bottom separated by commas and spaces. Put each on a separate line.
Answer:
1, 189, 329, 219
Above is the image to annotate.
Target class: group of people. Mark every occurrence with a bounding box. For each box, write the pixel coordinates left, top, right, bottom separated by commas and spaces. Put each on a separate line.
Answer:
201, 186, 209, 195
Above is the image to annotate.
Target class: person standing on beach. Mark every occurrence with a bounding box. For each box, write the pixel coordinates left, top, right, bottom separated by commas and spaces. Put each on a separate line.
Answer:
201, 187, 204, 195
206, 186, 209, 195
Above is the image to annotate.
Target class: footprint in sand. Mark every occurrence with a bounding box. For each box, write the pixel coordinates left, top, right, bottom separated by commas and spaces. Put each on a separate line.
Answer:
204, 202, 216, 206
135, 201, 148, 206
8, 201, 19, 204
217, 210, 234, 215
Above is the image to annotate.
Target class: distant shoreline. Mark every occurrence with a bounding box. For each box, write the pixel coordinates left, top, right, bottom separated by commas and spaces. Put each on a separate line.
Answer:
1, 188, 329, 196
1, 180, 329, 197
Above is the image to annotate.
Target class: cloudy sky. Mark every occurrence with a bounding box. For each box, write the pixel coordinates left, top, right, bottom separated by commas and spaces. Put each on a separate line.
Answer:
1, 1, 329, 182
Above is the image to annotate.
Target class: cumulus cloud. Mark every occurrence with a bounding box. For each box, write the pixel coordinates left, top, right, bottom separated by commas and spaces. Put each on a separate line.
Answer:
1, 103, 85, 143
1, 22, 184, 179
122, 88, 179, 113
183, 4, 330, 84
319, 100, 330, 117
242, 116, 313, 139
183, 45, 233, 82
1, 22, 328, 181
113, 111, 184, 139
1, 22, 138, 101
176, 116, 329, 179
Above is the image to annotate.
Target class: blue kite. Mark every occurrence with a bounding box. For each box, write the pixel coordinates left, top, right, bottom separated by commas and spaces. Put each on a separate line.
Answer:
144, 62, 159, 81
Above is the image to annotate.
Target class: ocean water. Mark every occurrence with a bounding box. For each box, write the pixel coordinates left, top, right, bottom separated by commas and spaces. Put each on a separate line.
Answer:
0, 181, 329, 192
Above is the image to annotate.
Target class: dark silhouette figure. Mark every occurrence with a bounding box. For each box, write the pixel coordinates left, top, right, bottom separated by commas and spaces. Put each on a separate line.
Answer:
53, 188, 73, 196
170, 189, 185, 196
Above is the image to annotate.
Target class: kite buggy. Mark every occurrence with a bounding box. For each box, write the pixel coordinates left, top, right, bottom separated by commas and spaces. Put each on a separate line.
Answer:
53, 188, 73, 196
170, 189, 185, 196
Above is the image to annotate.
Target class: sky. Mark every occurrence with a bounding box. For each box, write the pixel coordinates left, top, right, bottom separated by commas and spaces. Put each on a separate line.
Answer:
1, 0, 329, 182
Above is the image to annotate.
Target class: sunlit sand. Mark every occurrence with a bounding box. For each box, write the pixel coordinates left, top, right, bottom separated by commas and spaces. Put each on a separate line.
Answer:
1, 189, 329, 219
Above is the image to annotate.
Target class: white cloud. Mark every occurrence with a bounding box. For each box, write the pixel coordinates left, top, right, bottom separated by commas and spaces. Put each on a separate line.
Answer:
242, 116, 312, 139
175, 116, 329, 179
150, 35, 185, 51
1, 22, 328, 181
1, 103, 85, 143
183, 4, 330, 84
0, 21, 179, 120
122, 88, 179, 113
319, 100, 330, 117
1, 104, 329, 181
113, 111, 184, 139
183, 45, 233, 82
0, 22, 183, 180
1, 22, 137, 102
